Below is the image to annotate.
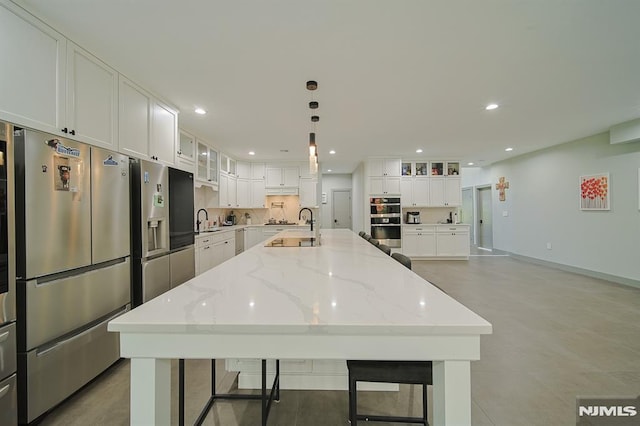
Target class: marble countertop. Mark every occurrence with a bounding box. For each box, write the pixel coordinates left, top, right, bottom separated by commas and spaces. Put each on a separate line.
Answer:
109, 229, 491, 336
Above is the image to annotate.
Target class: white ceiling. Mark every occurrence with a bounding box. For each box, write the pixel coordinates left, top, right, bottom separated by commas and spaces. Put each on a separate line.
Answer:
15, 0, 640, 173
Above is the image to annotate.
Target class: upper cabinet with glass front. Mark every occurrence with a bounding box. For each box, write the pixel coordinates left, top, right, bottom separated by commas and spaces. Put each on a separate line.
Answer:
176, 130, 196, 172
195, 140, 218, 189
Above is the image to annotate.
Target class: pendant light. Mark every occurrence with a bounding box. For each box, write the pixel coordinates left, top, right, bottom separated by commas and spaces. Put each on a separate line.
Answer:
307, 80, 319, 175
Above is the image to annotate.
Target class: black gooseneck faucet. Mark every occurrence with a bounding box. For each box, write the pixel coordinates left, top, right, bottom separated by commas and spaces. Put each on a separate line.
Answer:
196, 208, 208, 232
298, 208, 313, 231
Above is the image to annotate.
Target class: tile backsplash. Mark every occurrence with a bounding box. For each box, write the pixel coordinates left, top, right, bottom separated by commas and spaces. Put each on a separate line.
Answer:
194, 187, 315, 228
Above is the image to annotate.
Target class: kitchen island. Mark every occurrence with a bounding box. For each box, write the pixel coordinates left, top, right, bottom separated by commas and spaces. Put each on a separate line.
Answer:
108, 229, 491, 425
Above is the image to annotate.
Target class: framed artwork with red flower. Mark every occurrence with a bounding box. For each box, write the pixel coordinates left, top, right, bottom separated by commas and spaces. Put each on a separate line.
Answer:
580, 173, 609, 210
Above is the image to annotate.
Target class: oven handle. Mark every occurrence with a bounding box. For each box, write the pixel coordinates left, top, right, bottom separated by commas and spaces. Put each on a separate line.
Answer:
371, 224, 401, 227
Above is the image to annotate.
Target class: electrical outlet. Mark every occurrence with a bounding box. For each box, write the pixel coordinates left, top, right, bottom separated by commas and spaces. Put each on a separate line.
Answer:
546, 242, 552, 250
502, 210, 508, 217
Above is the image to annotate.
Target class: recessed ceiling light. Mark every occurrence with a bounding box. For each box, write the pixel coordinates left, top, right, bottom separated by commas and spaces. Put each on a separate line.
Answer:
248, 151, 255, 156
329, 150, 336, 155
416, 149, 423, 153
194, 107, 207, 115
327, 169, 332, 172
505, 147, 513, 152
485, 103, 499, 110
467, 162, 474, 166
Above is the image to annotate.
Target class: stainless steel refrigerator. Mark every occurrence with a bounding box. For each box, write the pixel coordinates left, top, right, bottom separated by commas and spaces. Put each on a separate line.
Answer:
130, 158, 171, 306
14, 127, 131, 424
0, 121, 17, 426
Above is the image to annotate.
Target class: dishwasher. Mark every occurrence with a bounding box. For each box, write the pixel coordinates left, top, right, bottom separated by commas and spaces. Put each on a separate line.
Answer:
235, 228, 244, 255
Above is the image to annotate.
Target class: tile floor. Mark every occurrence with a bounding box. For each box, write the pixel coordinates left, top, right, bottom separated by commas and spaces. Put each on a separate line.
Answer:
38, 253, 640, 425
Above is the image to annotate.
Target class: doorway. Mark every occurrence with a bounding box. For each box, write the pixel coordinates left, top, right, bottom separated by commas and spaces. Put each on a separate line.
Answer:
476, 186, 493, 250
332, 189, 352, 229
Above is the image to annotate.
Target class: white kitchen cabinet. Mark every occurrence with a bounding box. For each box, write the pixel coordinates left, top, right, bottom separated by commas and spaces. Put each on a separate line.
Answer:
65, 41, 118, 150
0, 5, 119, 150
236, 161, 252, 179
299, 178, 318, 207
0, 1, 65, 133
236, 178, 251, 208
219, 173, 238, 208
402, 226, 436, 257
251, 163, 265, 180
220, 154, 236, 175
195, 141, 218, 188
251, 180, 266, 208
401, 177, 429, 207
429, 177, 461, 207
195, 231, 235, 275
119, 76, 177, 165
368, 158, 401, 177
369, 176, 401, 195
176, 130, 196, 172
265, 166, 299, 188
436, 225, 470, 257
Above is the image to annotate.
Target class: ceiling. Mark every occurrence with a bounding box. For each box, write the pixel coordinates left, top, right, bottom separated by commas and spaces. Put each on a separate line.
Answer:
15, 0, 640, 173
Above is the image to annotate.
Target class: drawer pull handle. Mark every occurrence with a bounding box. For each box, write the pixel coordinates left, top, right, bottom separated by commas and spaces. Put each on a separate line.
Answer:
0, 383, 10, 399
0, 331, 9, 343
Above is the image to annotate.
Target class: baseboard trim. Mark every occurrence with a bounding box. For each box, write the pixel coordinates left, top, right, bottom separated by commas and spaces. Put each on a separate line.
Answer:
507, 252, 640, 289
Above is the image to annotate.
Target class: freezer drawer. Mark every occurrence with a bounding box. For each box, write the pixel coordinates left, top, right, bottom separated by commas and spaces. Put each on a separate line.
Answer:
0, 322, 16, 381
21, 258, 130, 351
141, 254, 171, 303
0, 374, 17, 426
169, 246, 195, 288
18, 307, 127, 424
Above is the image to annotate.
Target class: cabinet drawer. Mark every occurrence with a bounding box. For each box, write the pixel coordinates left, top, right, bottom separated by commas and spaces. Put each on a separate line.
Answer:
403, 226, 435, 234
0, 373, 17, 426
0, 323, 16, 381
436, 225, 469, 233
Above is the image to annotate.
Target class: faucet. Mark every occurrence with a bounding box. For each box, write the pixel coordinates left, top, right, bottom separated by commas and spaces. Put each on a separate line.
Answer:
298, 208, 313, 231
196, 208, 208, 232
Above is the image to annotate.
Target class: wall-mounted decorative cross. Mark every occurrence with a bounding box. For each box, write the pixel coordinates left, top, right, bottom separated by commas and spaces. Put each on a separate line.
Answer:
496, 176, 510, 201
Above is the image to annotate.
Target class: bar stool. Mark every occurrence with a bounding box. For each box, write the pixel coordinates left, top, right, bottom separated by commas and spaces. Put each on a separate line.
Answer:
377, 244, 391, 256
369, 239, 380, 248
363, 234, 372, 241
358, 231, 366, 237
347, 252, 432, 425
179, 359, 280, 426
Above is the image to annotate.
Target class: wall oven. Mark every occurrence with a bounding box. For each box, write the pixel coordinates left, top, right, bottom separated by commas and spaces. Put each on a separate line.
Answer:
369, 197, 401, 248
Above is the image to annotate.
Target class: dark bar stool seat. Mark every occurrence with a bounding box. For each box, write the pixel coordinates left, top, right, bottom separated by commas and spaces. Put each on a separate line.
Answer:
347, 360, 432, 425
377, 244, 391, 255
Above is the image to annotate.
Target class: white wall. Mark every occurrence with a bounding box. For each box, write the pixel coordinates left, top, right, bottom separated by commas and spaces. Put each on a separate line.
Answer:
465, 132, 640, 282
352, 163, 365, 233
320, 173, 352, 229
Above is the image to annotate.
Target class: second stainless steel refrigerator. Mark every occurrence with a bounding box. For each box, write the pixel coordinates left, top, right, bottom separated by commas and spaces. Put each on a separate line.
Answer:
14, 127, 131, 424
130, 158, 171, 306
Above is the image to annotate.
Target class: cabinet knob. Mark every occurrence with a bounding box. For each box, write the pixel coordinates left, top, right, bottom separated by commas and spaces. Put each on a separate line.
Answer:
61, 127, 68, 133
69, 129, 75, 135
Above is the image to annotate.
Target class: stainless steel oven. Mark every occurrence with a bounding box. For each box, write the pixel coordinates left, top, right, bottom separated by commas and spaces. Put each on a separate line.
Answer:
369, 197, 401, 248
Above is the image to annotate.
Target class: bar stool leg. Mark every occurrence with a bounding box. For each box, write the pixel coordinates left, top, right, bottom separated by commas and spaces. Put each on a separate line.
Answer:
178, 359, 185, 426
348, 371, 357, 425
423, 383, 428, 425
275, 360, 280, 402
261, 359, 267, 426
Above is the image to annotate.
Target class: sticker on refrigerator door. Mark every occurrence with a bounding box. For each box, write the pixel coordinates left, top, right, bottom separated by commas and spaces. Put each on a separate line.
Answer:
153, 193, 165, 207
53, 156, 83, 194
45, 139, 80, 157
103, 155, 118, 166
54, 156, 71, 191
